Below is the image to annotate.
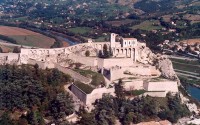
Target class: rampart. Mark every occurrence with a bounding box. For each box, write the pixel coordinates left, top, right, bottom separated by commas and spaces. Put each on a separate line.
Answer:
0, 53, 19, 65
70, 84, 115, 108
145, 81, 178, 93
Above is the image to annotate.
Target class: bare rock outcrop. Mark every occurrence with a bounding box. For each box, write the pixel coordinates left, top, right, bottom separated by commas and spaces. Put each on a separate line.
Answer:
155, 56, 179, 83
137, 46, 157, 64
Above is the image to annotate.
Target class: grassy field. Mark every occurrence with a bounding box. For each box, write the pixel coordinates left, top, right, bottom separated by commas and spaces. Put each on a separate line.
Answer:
125, 89, 146, 96
0, 26, 55, 48
106, 19, 135, 27
74, 81, 94, 94
94, 35, 110, 42
171, 58, 200, 81
67, 27, 93, 35
183, 14, 200, 24
74, 69, 105, 86
131, 20, 163, 31
171, 58, 200, 65
172, 61, 200, 73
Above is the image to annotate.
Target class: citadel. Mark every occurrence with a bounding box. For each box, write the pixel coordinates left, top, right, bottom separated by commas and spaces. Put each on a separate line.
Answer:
0, 33, 180, 109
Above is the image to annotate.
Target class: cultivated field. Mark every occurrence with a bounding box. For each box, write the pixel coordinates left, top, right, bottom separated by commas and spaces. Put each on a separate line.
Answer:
67, 27, 93, 35
106, 19, 135, 27
183, 14, 200, 24
131, 20, 163, 31
0, 26, 55, 48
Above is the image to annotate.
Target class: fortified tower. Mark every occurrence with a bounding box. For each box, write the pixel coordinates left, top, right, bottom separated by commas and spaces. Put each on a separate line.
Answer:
110, 33, 117, 48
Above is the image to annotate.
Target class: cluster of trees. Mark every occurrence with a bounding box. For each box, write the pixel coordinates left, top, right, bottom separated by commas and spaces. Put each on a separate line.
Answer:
134, 0, 177, 13
0, 64, 74, 124
98, 44, 113, 58
77, 80, 190, 125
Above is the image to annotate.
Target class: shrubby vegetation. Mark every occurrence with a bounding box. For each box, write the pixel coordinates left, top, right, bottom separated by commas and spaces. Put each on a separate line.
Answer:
74, 69, 105, 87
77, 80, 190, 125
134, 0, 175, 13
99, 44, 113, 58
74, 81, 94, 94
77, 94, 190, 125
0, 64, 74, 124
0, 46, 3, 53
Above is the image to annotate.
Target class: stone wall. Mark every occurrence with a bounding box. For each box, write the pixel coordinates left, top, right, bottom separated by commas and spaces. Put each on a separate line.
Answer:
146, 81, 178, 93
28, 59, 55, 69
109, 67, 124, 81
68, 54, 98, 67
86, 87, 115, 106
123, 80, 144, 91
124, 66, 161, 76
71, 84, 87, 104
97, 58, 133, 69
0, 53, 19, 65
70, 84, 115, 108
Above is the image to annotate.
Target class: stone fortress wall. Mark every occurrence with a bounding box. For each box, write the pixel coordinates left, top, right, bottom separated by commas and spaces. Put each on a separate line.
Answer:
0, 33, 180, 108
0, 53, 19, 65
70, 83, 115, 110
122, 79, 178, 97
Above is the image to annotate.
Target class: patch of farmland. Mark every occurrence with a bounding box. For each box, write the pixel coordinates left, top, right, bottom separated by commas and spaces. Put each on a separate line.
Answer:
0, 26, 55, 48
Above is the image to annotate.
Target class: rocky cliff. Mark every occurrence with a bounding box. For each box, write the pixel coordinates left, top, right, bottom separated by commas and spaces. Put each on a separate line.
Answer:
137, 46, 179, 83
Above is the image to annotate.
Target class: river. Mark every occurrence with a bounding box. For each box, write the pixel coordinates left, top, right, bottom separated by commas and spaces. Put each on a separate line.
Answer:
38, 29, 79, 46
57, 36, 78, 46
187, 85, 200, 101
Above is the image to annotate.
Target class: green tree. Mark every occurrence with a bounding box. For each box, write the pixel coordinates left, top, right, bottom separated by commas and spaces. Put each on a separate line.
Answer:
34, 63, 39, 75
77, 112, 97, 125
49, 92, 74, 120
115, 79, 124, 99
13, 46, 20, 53
123, 112, 134, 125
98, 50, 103, 58
103, 44, 110, 58
85, 50, 90, 57
0, 47, 3, 53
27, 110, 44, 125
0, 112, 13, 125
